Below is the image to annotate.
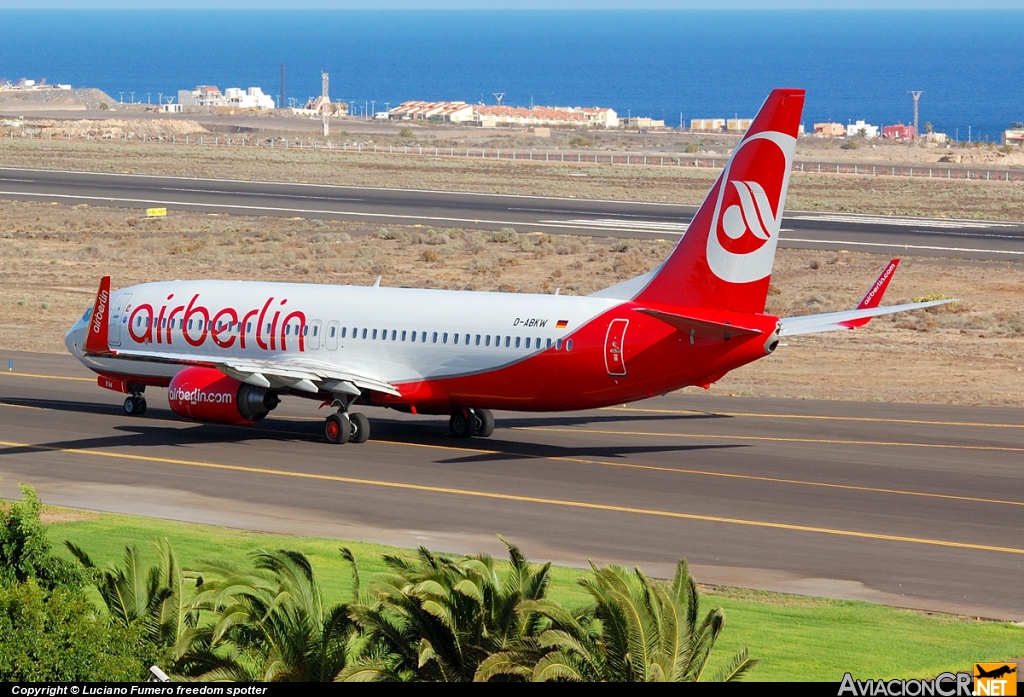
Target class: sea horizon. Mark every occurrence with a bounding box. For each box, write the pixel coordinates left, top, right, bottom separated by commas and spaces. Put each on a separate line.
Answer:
2, 9, 1023, 139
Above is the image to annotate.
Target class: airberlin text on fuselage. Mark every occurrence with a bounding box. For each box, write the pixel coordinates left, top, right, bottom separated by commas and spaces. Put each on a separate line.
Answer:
127, 294, 306, 353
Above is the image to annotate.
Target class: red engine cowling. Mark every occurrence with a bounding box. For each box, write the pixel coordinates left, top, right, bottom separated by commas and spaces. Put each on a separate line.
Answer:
168, 366, 279, 425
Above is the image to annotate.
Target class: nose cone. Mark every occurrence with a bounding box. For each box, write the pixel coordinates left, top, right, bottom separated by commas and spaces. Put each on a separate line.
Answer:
65, 317, 87, 357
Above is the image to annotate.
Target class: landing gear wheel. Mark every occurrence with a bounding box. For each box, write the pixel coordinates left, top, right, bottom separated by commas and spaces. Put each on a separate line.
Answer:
324, 413, 352, 444
349, 412, 370, 444
474, 408, 495, 438
123, 396, 146, 416
449, 411, 474, 438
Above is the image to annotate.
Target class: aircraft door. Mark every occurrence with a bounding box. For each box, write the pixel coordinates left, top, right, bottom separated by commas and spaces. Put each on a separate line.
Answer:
604, 318, 628, 377
308, 320, 322, 350
109, 293, 131, 347
326, 321, 340, 350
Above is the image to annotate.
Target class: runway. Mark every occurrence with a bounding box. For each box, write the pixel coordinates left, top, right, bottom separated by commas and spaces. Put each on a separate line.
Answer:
2, 167, 1024, 260
2, 351, 1022, 620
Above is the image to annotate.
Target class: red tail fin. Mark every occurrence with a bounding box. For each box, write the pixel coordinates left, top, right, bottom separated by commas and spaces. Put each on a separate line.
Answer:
635, 88, 805, 313
84, 276, 112, 354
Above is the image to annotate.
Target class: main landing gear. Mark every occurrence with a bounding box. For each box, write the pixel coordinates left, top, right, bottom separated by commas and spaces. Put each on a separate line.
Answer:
450, 408, 495, 439
324, 410, 371, 445
123, 387, 147, 416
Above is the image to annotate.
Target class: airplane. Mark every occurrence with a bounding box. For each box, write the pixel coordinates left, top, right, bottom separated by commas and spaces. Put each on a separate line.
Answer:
976, 665, 1017, 680
65, 88, 954, 444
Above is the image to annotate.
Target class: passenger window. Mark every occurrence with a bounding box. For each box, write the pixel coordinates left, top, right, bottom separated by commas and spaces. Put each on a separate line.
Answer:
381, 328, 386, 339
442, 333, 448, 344
326, 321, 339, 351
246, 322, 252, 333
567, 340, 574, 351
339, 327, 345, 338
330, 326, 336, 337
362, 328, 367, 339
432, 332, 438, 343
410, 331, 416, 343
314, 325, 319, 336
516, 337, 521, 348
391, 330, 397, 341
525, 337, 531, 349
505, 336, 511, 348
556, 339, 562, 350
475, 334, 481, 346
285, 325, 290, 336
372, 329, 378, 339
401, 330, 407, 341
485, 335, 491, 347
453, 334, 459, 345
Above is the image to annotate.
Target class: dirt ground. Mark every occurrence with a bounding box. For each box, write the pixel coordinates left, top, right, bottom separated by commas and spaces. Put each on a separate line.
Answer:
3, 139, 1024, 221
1, 200, 1021, 406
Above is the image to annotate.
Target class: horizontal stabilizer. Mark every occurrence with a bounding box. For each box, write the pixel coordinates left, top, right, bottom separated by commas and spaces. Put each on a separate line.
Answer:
779, 298, 956, 336
635, 307, 762, 340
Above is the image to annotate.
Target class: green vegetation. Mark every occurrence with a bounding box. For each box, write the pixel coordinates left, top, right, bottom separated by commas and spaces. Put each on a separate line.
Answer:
399, 127, 414, 138
0, 490, 1017, 681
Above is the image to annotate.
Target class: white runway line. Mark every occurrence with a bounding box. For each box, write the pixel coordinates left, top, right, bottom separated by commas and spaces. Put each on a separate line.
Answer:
781, 237, 1024, 256
791, 214, 1017, 229
540, 218, 690, 234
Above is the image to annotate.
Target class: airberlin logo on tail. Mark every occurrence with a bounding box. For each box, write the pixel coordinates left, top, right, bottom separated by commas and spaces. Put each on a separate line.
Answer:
706, 131, 795, 284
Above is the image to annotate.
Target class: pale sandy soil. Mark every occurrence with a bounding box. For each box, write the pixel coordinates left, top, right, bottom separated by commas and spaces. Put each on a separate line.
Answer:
1, 200, 1021, 406
3, 139, 1024, 220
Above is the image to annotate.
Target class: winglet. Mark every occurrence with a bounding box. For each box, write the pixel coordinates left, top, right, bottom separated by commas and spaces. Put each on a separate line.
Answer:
84, 276, 112, 355
840, 259, 900, 329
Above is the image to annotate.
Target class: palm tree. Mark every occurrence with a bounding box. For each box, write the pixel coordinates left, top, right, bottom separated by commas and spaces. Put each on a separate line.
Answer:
66, 537, 198, 652
341, 539, 551, 682
176, 549, 354, 682
485, 559, 754, 682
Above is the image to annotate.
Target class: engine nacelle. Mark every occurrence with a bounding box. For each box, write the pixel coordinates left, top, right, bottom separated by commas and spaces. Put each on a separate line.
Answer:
168, 366, 279, 425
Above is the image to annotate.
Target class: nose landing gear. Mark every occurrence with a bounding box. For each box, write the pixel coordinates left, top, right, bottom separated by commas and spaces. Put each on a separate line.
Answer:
450, 408, 494, 438
123, 386, 147, 416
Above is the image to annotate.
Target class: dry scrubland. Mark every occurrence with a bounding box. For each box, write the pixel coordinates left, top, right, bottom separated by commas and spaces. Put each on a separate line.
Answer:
4, 139, 1024, 220
1, 200, 1022, 406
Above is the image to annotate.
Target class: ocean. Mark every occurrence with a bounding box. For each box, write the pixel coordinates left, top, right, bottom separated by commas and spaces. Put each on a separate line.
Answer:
2, 9, 1023, 140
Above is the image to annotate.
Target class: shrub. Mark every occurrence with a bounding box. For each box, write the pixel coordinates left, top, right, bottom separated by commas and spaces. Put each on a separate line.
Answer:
0, 580, 160, 681
685, 143, 699, 154
0, 485, 83, 590
569, 136, 594, 148
399, 128, 413, 138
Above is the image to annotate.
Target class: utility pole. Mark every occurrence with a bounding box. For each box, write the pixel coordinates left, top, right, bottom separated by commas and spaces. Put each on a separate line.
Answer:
321, 71, 330, 136
493, 92, 505, 106
909, 91, 923, 144
280, 63, 285, 112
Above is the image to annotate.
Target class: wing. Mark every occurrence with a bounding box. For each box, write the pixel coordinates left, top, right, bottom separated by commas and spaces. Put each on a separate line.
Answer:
780, 259, 957, 336
780, 300, 955, 336
108, 347, 402, 396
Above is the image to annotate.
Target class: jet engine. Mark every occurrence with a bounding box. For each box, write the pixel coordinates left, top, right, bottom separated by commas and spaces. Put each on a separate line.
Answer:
168, 366, 280, 424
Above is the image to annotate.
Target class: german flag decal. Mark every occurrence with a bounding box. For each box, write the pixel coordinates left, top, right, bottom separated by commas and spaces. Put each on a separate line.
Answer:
556, 320, 569, 329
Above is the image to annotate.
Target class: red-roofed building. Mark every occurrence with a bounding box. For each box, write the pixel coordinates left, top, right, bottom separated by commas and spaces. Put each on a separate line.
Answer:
883, 123, 915, 141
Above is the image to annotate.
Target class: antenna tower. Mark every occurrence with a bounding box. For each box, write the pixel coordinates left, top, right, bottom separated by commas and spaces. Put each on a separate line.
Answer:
493, 92, 505, 106
909, 90, 923, 143
321, 72, 330, 136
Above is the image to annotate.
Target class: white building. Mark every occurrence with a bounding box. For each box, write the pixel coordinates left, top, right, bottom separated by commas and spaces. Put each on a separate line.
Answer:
387, 101, 618, 128
177, 85, 275, 110
846, 119, 879, 139
690, 118, 725, 131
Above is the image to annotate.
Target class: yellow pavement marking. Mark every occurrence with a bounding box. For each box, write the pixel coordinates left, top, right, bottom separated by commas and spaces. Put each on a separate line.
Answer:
604, 405, 1024, 430
3, 398, 1016, 509
385, 438, 1024, 509
1, 437, 1021, 557
0, 371, 93, 382
516, 426, 1024, 454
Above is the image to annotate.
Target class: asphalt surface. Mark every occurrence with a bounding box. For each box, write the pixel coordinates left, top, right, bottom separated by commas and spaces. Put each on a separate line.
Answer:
1, 350, 1022, 619
2, 167, 1024, 260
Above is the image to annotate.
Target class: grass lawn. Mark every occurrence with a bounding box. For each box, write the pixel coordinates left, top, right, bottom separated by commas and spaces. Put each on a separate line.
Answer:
45, 506, 1024, 682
